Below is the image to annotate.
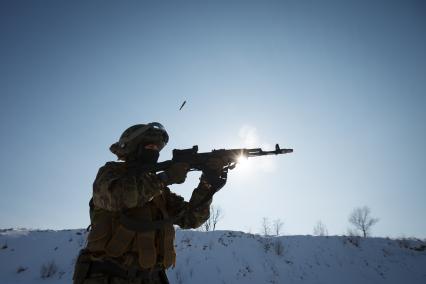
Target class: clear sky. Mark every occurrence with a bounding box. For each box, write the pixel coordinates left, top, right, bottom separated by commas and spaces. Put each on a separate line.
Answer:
1, 0, 425, 238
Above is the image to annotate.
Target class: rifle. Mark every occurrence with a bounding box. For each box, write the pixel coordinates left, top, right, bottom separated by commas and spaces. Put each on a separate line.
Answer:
144, 144, 293, 173
121, 144, 293, 232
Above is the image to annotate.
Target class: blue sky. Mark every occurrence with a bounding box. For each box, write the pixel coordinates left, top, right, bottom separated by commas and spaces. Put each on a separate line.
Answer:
1, 0, 425, 238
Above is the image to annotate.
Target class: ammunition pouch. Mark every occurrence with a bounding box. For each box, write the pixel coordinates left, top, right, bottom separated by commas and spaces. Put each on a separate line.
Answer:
86, 212, 113, 252
88, 259, 164, 281
72, 250, 92, 284
105, 225, 136, 257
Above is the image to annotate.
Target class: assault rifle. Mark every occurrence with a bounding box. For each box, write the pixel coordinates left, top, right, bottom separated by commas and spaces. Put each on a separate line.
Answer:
144, 144, 293, 173
121, 144, 293, 232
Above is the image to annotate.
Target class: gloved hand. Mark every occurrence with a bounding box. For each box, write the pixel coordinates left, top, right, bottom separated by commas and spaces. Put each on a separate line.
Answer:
164, 162, 190, 185
201, 158, 228, 191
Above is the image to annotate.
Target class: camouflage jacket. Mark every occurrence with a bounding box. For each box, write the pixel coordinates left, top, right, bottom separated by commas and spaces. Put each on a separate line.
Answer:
92, 161, 212, 229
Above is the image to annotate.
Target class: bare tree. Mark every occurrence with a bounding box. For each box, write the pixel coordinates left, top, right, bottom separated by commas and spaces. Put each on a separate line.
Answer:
202, 216, 212, 232
261, 217, 271, 236
211, 206, 222, 231
313, 220, 328, 236
348, 206, 379, 238
202, 205, 223, 232
273, 219, 284, 236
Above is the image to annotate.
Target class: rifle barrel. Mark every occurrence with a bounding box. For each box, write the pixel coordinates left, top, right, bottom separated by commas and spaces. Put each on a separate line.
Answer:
247, 148, 293, 157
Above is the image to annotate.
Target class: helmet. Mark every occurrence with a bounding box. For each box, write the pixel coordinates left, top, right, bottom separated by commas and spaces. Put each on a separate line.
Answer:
110, 122, 169, 160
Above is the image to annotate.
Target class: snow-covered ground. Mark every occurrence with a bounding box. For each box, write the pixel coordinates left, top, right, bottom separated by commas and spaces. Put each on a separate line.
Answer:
1, 229, 425, 284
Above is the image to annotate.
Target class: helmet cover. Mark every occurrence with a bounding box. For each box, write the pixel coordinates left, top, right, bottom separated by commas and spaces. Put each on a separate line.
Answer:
110, 122, 169, 160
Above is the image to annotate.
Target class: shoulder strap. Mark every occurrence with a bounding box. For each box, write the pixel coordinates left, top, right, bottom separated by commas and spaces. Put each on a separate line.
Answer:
119, 214, 173, 233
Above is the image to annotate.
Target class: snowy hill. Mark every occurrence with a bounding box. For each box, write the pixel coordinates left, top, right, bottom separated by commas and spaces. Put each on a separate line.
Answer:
1, 229, 425, 284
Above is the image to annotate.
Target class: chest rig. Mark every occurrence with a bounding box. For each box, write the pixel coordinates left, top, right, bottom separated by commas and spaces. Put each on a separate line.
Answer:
86, 194, 176, 269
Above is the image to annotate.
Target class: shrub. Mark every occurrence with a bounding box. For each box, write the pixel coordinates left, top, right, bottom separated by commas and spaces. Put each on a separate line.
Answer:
273, 240, 284, 256
40, 260, 58, 278
16, 266, 28, 273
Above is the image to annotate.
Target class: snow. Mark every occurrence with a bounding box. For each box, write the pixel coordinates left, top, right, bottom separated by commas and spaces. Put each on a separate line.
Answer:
1, 229, 425, 283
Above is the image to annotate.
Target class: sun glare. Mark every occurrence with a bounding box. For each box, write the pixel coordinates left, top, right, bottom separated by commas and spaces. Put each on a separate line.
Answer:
236, 155, 252, 172
237, 155, 247, 164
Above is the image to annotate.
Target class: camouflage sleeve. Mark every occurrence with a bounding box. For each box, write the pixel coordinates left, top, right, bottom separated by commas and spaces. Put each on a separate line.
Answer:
92, 162, 164, 211
165, 180, 214, 229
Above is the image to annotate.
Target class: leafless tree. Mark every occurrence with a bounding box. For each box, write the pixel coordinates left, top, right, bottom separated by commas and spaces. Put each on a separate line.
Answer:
203, 216, 212, 232
348, 206, 379, 238
273, 219, 284, 236
211, 206, 222, 231
261, 217, 271, 236
202, 205, 223, 232
313, 220, 328, 236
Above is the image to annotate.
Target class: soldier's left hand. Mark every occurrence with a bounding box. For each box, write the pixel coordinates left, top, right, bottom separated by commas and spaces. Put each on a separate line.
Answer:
165, 162, 190, 185
204, 158, 227, 175
201, 158, 228, 191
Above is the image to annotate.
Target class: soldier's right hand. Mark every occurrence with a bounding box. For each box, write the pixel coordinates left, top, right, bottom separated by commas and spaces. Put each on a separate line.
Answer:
164, 162, 190, 185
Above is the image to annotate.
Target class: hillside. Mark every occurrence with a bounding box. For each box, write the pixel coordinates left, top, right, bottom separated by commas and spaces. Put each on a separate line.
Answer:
1, 229, 425, 283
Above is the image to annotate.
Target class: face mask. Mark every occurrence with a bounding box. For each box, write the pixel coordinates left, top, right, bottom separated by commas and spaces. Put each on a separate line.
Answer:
136, 148, 160, 165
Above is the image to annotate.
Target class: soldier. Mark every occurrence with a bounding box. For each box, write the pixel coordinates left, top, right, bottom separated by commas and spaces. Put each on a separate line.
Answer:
73, 122, 227, 284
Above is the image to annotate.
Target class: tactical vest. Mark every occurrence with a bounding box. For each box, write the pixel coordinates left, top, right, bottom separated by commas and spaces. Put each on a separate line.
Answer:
86, 194, 176, 269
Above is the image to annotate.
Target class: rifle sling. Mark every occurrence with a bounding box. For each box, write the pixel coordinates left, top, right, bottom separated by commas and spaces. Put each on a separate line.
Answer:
119, 189, 215, 233
119, 214, 174, 233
